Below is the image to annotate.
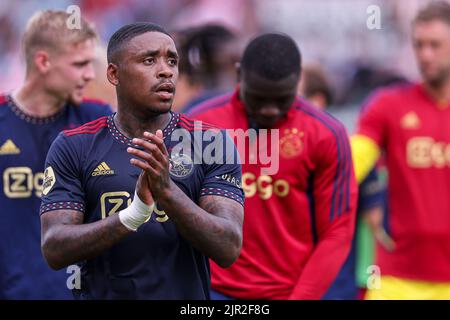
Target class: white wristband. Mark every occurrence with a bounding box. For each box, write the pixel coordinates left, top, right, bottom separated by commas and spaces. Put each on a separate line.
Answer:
118, 191, 155, 231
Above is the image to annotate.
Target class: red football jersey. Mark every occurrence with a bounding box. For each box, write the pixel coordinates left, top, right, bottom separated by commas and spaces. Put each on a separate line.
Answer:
189, 89, 357, 299
357, 83, 450, 282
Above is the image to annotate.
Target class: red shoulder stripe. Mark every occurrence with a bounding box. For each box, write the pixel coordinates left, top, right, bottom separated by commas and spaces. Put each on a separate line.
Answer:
179, 119, 215, 130
64, 122, 107, 136
179, 115, 217, 129
67, 116, 107, 130
63, 116, 108, 136
66, 119, 107, 133
179, 123, 220, 132
179, 119, 217, 131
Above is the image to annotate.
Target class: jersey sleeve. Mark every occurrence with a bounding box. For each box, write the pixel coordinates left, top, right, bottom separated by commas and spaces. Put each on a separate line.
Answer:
40, 133, 85, 215
356, 89, 391, 147
358, 167, 386, 213
314, 125, 357, 226
200, 130, 244, 206
290, 122, 358, 299
352, 89, 391, 183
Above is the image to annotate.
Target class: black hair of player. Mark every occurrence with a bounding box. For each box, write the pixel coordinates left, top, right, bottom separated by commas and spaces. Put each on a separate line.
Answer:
107, 22, 172, 63
175, 24, 236, 84
240, 33, 301, 81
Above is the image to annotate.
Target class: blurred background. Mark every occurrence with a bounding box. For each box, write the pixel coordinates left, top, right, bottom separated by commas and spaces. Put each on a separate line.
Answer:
1, 0, 446, 300
0, 0, 440, 126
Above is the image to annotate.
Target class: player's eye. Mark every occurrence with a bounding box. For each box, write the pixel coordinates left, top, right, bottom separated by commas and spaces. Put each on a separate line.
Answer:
168, 58, 178, 66
143, 57, 155, 65
430, 40, 441, 50
73, 61, 90, 68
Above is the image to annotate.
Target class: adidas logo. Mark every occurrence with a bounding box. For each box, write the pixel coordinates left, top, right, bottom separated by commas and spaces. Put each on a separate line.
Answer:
92, 162, 115, 176
0, 139, 20, 155
401, 111, 421, 129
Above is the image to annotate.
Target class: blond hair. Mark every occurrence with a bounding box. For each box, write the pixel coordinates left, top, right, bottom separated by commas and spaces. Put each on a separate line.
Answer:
23, 10, 97, 67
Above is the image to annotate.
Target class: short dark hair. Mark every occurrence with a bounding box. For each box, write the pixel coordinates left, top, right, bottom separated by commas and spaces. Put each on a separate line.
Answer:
414, 1, 450, 26
175, 24, 237, 86
240, 33, 301, 81
107, 22, 172, 63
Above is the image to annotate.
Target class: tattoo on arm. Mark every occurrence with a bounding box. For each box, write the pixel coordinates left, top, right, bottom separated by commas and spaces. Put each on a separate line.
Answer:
158, 187, 244, 268
41, 209, 131, 270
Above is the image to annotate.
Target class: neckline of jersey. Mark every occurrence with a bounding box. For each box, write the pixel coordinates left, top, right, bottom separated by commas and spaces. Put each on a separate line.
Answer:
415, 83, 450, 110
107, 112, 180, 146
6, 94, 66, 125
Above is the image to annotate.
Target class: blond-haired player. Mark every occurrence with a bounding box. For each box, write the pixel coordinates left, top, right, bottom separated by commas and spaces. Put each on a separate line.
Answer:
0, 10, 111, 299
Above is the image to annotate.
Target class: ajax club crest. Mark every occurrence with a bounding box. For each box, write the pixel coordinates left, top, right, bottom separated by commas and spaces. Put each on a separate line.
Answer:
169, 153, 194, 178
280, 128, 304, 159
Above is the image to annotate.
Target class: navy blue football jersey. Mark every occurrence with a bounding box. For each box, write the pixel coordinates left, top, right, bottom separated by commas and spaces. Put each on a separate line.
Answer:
40, 112, 244, 299
0, 95, 112, 299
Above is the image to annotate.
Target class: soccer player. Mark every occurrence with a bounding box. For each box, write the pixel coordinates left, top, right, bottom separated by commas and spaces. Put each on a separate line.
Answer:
189, 33, 357, 299
352, 1, 450, 299
297, 66, 387, 300
40, 22, 244, 299
0, 11, 112, 299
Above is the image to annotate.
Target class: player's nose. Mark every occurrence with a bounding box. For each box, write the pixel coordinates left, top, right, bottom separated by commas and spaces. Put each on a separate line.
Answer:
84, 63, 95, 82
419, 44, 436, 61
157, 62, 173, 79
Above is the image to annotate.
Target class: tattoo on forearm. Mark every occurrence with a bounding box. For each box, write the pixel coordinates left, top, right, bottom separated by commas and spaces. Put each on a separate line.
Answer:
41, 210, 131, 268
157, 187, 243, 267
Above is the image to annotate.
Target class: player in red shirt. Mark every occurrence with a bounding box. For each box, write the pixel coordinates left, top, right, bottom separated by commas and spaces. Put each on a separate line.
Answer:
189, 33, 358, 300
352, 2, 450, 299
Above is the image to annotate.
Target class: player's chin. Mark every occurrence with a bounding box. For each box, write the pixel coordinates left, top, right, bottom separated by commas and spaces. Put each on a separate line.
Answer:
255, 117, 279, 129
69, 91, 84, 106
423, 72, 446, 87
149, 96, 174, 113
421, 66, 441, 80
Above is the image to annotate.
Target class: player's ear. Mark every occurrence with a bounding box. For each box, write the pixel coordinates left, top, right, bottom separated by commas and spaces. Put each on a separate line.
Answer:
34, 50, 51, 74
107, 63, 119, 86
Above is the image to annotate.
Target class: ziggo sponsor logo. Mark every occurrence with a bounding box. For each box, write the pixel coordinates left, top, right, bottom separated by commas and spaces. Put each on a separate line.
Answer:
242, 173, 290, 199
